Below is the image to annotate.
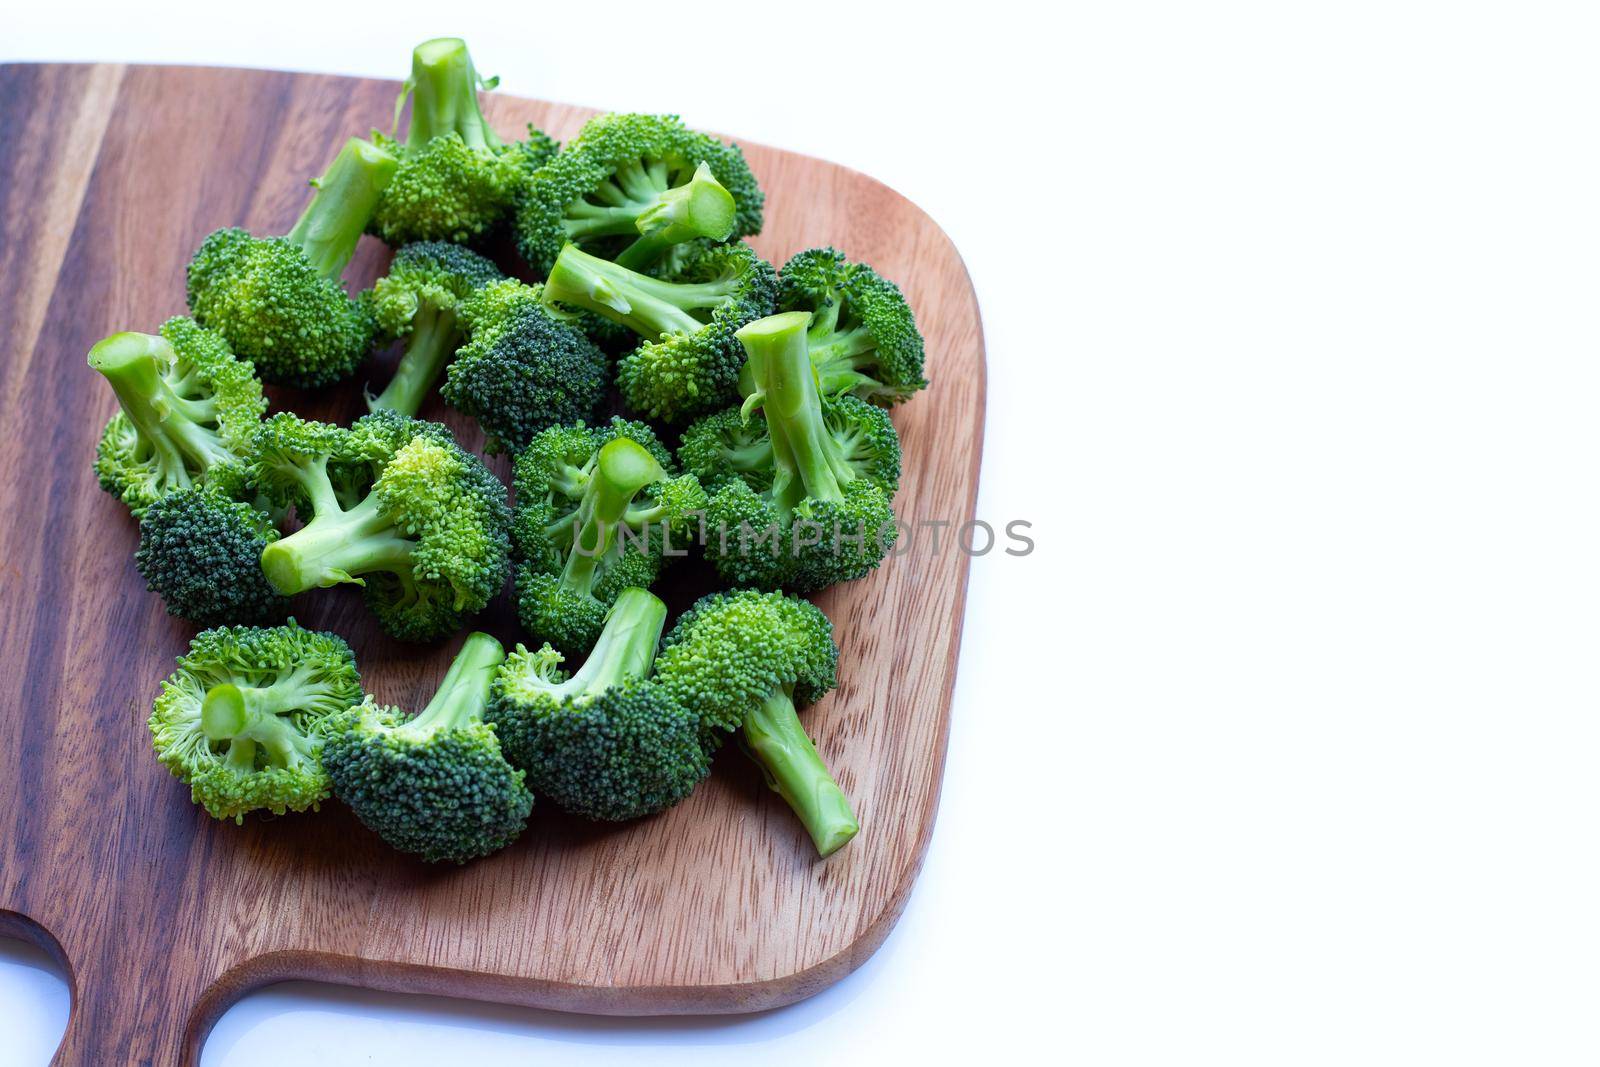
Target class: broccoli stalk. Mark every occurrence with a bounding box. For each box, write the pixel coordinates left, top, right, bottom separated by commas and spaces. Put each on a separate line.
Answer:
400, 37, 503, 152
743, 684, 860, 857
544, 243, 740, 341
200, 668, 331, 774
286, 137, 399, 281
368, 300, 459, 414
555, 437, 668, 600
260, 488, 416, 594
535, 586, 665, 697
564, 161, 736, 272
391, 630, 505, 742
801, 299, 886, 398
738, 311, 855, 514
88, 331, 239, 487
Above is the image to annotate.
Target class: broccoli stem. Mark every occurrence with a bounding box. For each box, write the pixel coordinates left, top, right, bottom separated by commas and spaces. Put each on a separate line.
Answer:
544, 243, 737, 341
615, 163, 737, 271
403, 37, 503, 151
285, 137, 398, 279
807, 320, 883, 395
737, 311, 854, 513
259, 491, 417, 594
88, 331, 238, 482
742, 685, 859, 857
568, 587, 668, 693
200, 683, 320, 771
560, 438, 666, 596
367, 303, 458, 416
402, 631, 505, 736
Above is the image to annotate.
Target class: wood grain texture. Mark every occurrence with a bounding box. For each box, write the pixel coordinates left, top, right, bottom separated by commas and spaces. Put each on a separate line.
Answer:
0, 63, 986, 1066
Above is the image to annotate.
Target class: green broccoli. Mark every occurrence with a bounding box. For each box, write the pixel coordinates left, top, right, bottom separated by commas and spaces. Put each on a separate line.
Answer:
366, 241, 505, 416
737, 247, 927, 406
371, 38, 557, 246
148, 620, 364, 823
89, 317, 266, 517
681, 312, 901, 592
655, 590, 857, 857
187, 136, 395, 388
440, 278, 610, 455
136, 486, 287, 627
515, 112, 763, 275
487, 587, 709, 821
542, 241, 777, 423
323, 631, 532, 863
252, 410, 510, 642
512, 419, 705, 654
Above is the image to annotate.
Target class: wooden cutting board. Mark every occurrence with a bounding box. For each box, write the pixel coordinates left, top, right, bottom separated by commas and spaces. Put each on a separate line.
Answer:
0, 63, 985, 1065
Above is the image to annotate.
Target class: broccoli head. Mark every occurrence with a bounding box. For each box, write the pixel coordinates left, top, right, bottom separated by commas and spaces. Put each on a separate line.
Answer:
371, 38, 558, 246
512, 418, 705, 654
136, 486, 287, 627
89, 317, 266, 517
515, 112, 764, 275
323, 631, 532, 863
542, 241, 777, 423
252, 410, 510, 642
488, 587, 709, 821
366, 240, 505, 416
655, 590, 857, 857
440, 278, 610, 455
682, 312, 901, 592
187, 137, 397, 387
751, 247, 927, 406
148, 620, 363, 823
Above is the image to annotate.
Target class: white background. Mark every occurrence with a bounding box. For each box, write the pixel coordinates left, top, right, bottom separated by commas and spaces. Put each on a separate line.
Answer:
6, 1, 1600, 1063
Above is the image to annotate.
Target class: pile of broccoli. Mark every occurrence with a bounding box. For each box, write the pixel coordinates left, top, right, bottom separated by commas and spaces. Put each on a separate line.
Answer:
90, 36, 932, 863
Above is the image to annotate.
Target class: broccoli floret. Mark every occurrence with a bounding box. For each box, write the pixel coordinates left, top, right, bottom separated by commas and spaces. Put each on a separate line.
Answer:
542, 241, 777, 423
512, 419, 705, 654
440, 279, 609, 454
366, 241, 505, 416
370, 38, 557, 246
682, 312, 901, 592
148, 620, 363, 823
188, 137, 397, 387
136, 487, 287, 626
324, 632, 531, 863
89, 318, 266, 517
515, 112, 763, 276
758, 248, 927, 406
251, 410, 510, 642
655, 590, 856, 856
487, 587, 708, 821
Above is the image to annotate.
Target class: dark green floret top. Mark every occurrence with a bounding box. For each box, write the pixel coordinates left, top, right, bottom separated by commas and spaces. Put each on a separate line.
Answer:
655, 590, 856, 856
136, 487, 287, 627
515, 111, 764, 276
488, 587, 709, 821
187, 137, 397, 387
90, 317, 266, 517
440, 278, 610, 455
250, 410, 510, 642
148, 620, 364, 823
323, 632, 532, 863
370, 38, 557, 245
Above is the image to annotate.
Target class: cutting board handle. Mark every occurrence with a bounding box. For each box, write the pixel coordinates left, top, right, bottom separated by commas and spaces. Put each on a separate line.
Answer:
48, 948, 210, 1067
0, 908, 209, 1067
